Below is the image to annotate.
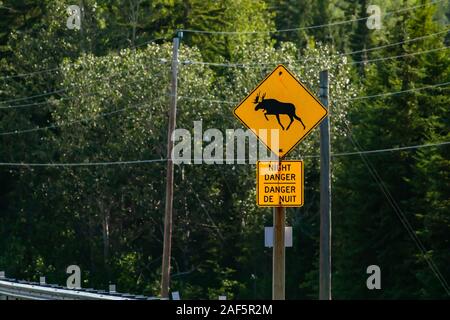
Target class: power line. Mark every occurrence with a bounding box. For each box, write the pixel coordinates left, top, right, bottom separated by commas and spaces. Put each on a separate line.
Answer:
178, 95, 235, 104
0, 62, 170, 107
181, 60, 276, 68
0, 94, 93, 110
0, 67, 61, 81
298, 141, 450, 158
176, 80, 450, 105
336, 81, 450, 102
180, 17, 367, 35
0, 95, 167, 136
181, 172, 225, 242
343, 123, 450, 296
3, 26, 445, 84
390, 0, 448, 15
328, 141, 450, 157
0, 2, 446, 81
133, 37, 170, 49
0, 140, 447, 167
0, 159, 166, 167
351, 46, 450, 65
179, 0, 447, 35
0, 69, 170, 110
0, 41, 440, 101
330, 29, 449, 59
0, 37, 169, 82
182, 43, 450, 69
193, 141, 450, 160
4, 23, 443, 84
4, 45, 446, 110
0, 89, 66, 105
4, 32, 447, 107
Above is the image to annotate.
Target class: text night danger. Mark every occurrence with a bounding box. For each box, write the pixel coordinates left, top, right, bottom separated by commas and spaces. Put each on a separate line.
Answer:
257, 161, 304, 207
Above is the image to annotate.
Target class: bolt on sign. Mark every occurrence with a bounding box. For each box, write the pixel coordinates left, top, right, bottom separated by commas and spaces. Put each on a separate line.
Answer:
233, 64, 328, 159
257, 160, 304, 207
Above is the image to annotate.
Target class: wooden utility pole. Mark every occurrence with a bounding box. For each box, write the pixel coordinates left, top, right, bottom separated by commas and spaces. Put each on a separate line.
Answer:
319, 70, 331, 300
273, 206, 286, 300
161, 36, 179, 299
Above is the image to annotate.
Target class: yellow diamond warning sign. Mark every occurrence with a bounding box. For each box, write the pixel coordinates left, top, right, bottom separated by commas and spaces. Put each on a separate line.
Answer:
233, 65, 328, 158
257, 160, 304, 207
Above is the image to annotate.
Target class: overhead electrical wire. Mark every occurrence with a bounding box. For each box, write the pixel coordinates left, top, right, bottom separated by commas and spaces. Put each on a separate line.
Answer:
3, 23, 447, 107
0, 2, 448, 161
1, 23, 446, 83
3, 42, 447, 111
2, 24, 446, 83
343, 123, 450, 296
0, 140, 447, 167
1, 3, 449, 291
329, 29, 449, 59
0, 94, 95, 110
0, 68, 170, 110
178, 0, 447, 35
335, 81, 450, 102
0, 89, 66, 104
0, 37, 169, 81
182, 43, 450, 69
1, 1, 446, 81
351, 46, 450, 65
0, 159, 166, 167
176, 80, 450, 105
0, 67, 61, 81
0, 94, 167, 136
0, 39, 168, 84
325, 141, 450, 157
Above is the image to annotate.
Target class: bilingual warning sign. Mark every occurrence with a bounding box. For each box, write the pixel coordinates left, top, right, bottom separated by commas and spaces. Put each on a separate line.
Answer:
257, 160, 304, 207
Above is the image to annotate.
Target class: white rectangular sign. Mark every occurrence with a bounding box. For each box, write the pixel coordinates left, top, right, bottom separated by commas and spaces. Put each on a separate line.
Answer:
264, 226, 293, 247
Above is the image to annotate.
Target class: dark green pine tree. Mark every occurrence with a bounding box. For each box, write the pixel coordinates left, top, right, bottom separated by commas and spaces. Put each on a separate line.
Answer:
349, 0, 373, 75
267, 0, 356, 51
266, 0, 316, 47
408, 4, 450, 297
412, 115, 450, 298
333, 0, 450, 298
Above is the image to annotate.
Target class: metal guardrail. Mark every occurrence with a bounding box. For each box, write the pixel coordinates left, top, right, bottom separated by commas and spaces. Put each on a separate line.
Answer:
0, 273, 157, 300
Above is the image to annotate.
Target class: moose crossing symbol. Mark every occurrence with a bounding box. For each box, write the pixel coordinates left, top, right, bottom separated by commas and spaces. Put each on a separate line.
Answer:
233, 64, 328, 158
253, 92, 306, 131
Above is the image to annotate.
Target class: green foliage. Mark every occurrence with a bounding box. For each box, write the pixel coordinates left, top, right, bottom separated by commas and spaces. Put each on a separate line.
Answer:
333, 1, 450, 299
0, 0, 448, 300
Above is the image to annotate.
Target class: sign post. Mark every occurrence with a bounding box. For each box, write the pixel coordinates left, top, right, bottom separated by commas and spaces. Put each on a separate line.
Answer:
258, 160, 303, 299
233, 64, 328, 300
273, 205, 286, 300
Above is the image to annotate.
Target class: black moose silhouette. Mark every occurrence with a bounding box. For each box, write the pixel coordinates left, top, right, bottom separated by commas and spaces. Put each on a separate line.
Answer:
253, 92, 306, 130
